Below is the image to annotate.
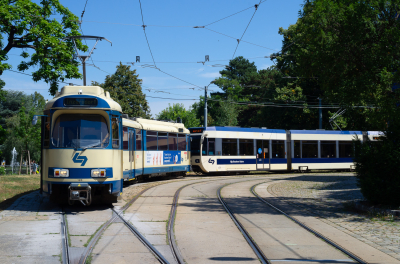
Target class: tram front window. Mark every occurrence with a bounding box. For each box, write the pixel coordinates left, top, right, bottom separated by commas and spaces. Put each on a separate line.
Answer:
191, 136, 201, 155
52, 114, 109, 148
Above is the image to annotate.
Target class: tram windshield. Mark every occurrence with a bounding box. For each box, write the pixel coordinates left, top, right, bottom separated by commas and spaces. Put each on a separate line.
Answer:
191, 136, 201, 155
52, 114, 109, 149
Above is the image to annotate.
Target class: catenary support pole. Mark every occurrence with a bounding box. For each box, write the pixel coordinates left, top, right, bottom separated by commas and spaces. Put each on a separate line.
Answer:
319, 97, 322, 129
204, 86, 207, 127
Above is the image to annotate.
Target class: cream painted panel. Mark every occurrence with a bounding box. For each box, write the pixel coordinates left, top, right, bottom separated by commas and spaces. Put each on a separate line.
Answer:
270, 164, 287, 170
204, 131, 286, 140
134, 151, 143, 170
123, 151, 130, 176
291, 134, 361, 141
292, 162, 353, 170
44, 149, 122, 181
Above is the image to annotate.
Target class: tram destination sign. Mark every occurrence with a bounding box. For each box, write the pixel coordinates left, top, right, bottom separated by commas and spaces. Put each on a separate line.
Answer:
64, 98, 98, 107
189, 128, 204, 133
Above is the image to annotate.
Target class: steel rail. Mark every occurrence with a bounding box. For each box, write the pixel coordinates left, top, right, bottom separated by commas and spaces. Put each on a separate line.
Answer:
111, 208, 169, 264
61, 209, 69, 264
250, 182, 366, 264
217, 185, 271, 264
78, 185, 160, 264
167, 184, 191, 264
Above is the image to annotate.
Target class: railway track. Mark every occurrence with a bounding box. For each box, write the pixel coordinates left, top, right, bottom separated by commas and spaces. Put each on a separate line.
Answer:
61, 209, 69, 264
217, 184, 271, 264
62, 180, 196, 264
250, 182, 366, 264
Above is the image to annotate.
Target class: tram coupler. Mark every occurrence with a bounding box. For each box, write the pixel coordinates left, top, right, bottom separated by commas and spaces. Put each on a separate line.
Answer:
68, 183, 92, 206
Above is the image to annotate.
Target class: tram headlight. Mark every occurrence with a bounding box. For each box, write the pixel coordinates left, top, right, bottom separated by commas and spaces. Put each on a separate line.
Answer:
54, 169, 69, 177
91, 169, 106, 177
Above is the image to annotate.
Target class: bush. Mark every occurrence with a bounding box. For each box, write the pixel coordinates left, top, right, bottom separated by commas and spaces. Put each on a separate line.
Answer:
354, 128, 400, 206
0, 166, 5, 175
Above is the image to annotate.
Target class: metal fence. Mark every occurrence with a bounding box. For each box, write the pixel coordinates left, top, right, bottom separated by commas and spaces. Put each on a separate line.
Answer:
0, 164, 41, 175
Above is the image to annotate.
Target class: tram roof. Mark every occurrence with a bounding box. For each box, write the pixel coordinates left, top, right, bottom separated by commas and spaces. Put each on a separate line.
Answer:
45, 86, 122, 112
291, 130, 363, 135
191, 126, 287, 133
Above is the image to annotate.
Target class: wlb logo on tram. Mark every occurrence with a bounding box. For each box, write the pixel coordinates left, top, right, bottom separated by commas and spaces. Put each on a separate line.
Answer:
73, 152, 88, 166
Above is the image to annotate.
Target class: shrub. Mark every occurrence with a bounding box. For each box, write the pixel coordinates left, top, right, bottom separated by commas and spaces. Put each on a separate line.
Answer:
0, 166, 5, 175
354, 128, 400, 206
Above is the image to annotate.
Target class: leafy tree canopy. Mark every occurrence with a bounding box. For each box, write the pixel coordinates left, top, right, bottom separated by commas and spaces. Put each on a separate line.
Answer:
0, 0, 87, 95
156, 103, 200, 128
278, 0, 400, 130
92, 63, 151, 118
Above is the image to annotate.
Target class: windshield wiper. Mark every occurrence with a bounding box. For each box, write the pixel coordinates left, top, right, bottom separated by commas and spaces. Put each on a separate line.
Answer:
82, 142, 102, 151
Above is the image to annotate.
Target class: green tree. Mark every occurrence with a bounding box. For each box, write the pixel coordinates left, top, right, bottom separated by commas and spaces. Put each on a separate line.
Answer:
285, 0, 400, 130
211, 95, 239, 127
156, 103, 200, 128
1, 91, 44, 164
191, 97, 215, 127
93, 63, 151, 118
0, 0, 86, 95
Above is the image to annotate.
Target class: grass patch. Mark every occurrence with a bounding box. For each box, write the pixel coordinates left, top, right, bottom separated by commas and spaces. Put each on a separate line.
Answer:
0, 174, 40, 212
83, 222, 106, 247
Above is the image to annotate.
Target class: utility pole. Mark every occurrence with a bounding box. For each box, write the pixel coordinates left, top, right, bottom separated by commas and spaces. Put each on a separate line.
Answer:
63, 35, 112, 86
203, 81, 215, 127
204, 86, 207, 128
319, 97, 322, 129
79, 56, 88, 86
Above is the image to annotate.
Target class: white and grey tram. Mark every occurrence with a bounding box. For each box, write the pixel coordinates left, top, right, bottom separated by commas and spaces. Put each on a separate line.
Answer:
189, 126, 381, 174
38, 85, 190, 205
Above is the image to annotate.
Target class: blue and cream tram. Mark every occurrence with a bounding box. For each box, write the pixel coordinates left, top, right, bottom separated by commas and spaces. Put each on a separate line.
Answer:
39, 86, 190, 205
189, 126, 381, 174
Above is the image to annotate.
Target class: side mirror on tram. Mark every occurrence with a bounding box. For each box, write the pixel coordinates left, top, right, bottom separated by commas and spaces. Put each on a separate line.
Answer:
32, 116, 38, 125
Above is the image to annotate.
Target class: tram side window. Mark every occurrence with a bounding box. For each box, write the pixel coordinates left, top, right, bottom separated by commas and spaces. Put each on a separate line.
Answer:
158, 132, 168, 150
321, 141, 336, 158
294, 141, 300, 158
202, 138, 208, 155
339, 141, 353, 158
123, 127, 129, 150
222, 138, 237, 156
44, 115, 50, 148
169, 133, 177, 150
239, 139, 253, 155
136, 129, 142, 150
272, 140, 285, 158
112, 117, 119, 148
302, 141, 318, 158
146, 131, 157, 150
208, 139, 215, 155
178, 134, 186, 151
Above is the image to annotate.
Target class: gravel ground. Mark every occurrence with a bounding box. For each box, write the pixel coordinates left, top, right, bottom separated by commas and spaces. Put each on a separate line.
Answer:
267, 173, 400, 260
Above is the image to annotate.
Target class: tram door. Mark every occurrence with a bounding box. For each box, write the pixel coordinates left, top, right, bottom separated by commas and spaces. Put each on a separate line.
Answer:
129, 129, 135, 178
256, 140, 270, 170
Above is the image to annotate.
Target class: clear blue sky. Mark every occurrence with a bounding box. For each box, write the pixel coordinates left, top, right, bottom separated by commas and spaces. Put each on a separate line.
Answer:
3, 0, 304, 116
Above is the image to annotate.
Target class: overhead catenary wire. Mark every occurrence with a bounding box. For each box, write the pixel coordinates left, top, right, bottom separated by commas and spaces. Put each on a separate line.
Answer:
138, 0, 157, 68
6, 69, 80, 86
232, 1, 263, 59
203, 1, 267, 27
